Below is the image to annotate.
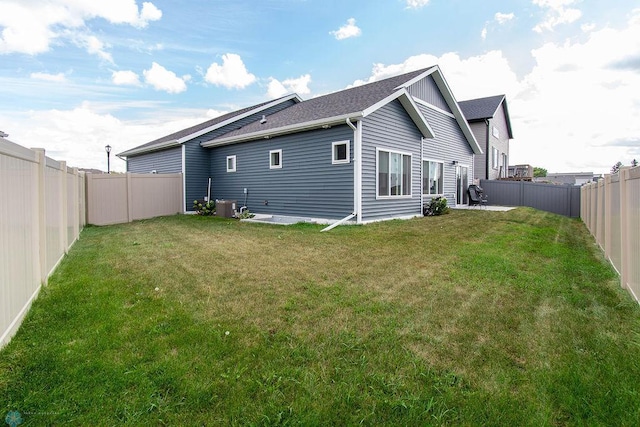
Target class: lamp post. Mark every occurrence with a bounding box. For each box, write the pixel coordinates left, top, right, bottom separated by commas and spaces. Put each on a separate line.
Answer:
105, 144, 112, 174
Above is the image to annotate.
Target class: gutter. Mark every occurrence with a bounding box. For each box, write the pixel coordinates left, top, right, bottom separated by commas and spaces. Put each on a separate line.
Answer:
117, 139, 180, 158
201, 113, 363, 148
321, 213, 356, 232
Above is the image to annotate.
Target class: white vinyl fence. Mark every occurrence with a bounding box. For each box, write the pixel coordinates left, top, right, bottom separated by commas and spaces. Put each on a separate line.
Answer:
1, 137, 85, 347
581, 167, 640, 303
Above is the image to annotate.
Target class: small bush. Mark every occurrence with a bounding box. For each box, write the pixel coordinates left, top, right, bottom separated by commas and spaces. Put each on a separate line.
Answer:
236, 208, 255, 219
193, 200, 216, 216
424, 196, 449, 216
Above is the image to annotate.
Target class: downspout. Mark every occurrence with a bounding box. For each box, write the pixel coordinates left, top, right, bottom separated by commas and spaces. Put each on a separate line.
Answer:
322, 117, 359, 232
485, 119, 490, 181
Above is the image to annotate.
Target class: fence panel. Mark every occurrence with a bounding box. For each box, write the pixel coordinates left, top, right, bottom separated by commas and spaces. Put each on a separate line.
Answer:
86, 173, 183, 226
581, 167, 640, 304
479, 180, 581, 217
1, 138, 85, 348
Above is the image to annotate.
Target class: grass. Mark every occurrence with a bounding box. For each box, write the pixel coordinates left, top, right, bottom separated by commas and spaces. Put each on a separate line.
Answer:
1, 208, 640, 425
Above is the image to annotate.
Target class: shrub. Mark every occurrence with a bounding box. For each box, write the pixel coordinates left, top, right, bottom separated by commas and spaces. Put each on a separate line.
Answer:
424, 196, 449, 216
236, 208, 255, 219
193, 200, 216, 216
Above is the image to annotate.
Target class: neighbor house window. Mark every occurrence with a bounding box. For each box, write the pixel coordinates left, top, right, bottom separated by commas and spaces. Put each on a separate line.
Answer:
269, 149, 282, 169
226, 155, 236, 172
492, 147, 499, 170
377, 148, 411, 197
492, 125, 500, 139
422, 160, 443, 195
332, 140, 350, 164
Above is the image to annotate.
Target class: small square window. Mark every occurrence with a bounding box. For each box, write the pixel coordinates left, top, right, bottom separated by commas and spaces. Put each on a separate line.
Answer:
226, 155, 236, 172
332, 140, 350, 164
269, 149, 282, 169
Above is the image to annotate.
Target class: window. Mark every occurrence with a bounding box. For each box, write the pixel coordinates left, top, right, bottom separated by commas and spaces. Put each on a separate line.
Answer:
332, 140, 350, 164
226, 155, 236, 173
492, 125, 500, 139
422, 160, 443, 195
269, 149, 282, 169
492, 147, 499, 170
377, 149, 411, 197
501, 153, 508, 177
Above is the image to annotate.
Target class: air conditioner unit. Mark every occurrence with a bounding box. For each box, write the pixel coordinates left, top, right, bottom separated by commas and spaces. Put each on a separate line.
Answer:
217, 200, 237, 218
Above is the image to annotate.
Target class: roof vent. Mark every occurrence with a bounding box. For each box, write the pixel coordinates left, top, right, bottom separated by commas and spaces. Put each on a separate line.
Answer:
260, 115, 267, 124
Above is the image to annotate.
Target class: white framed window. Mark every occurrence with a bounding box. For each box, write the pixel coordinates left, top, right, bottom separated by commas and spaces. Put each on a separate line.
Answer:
332, 140, 350, 164
492, 147, 499, 170
422, 159, 443, 195
492, 125, 500, 139
226, 155, 236, 173
377, 148, 412, 198
269, 149, 282, 169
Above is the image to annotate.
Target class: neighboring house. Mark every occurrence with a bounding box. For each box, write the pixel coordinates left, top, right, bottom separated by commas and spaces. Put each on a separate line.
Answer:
459, 95, 513, 181
119, 66, 482, 223
537, 172, 598, 186
508, 164, 533, 178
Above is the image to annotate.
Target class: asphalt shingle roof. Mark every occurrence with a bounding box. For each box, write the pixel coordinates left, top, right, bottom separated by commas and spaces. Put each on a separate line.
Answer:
119, 95, 294, 156
208, 68, 430, 142
458, 95, 505, 121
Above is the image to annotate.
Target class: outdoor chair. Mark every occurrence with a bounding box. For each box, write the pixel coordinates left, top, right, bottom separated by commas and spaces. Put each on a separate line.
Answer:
468, 185, 488, 208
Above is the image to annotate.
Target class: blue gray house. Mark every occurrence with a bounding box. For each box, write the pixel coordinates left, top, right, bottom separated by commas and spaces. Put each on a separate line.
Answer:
119, 66, 482, 223
459, 95, 513, 181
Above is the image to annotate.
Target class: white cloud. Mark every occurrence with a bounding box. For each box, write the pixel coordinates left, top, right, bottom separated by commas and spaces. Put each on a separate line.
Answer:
30, 72, 67, 83
267, 74, 312, 99
533, 0, 582, 33
330, 18, 362, 40
143, 62, 187, 93
112, 70, 141, 86
351, 10, 640, 173
71, 33, 114, 63
0, 1, 162, 55
481, 27, 488, 40
495, 12, 515, 24
205, 53, 256, 89
405, 0, 430, 9
0, 103, 217, 172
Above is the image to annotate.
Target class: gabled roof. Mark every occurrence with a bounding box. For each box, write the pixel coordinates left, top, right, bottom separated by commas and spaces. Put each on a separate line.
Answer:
459, 94, 514, 138
117, 94, 301, 158
202, 68, 436, 147
202, 66, 482, 155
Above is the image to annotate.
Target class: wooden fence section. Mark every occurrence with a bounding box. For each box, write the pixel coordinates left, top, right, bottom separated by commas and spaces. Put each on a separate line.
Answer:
581, 167, 640, 303
1, 138, 85, 347
480, 179, 581, 217
85, 173, 183, 226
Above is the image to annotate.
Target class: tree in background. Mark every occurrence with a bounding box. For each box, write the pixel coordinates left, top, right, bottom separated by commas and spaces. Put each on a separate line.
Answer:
611, 161, 623, 174
533, 167, 547, 177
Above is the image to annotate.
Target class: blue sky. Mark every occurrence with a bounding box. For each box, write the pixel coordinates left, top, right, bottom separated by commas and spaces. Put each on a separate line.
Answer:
1, 0, 638, 173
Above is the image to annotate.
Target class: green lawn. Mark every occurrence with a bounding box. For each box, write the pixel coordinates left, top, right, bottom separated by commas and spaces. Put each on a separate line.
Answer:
2, 209, 640, 425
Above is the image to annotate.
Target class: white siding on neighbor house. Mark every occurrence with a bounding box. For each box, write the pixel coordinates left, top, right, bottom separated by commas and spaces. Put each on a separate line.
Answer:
361, 99, 423, 222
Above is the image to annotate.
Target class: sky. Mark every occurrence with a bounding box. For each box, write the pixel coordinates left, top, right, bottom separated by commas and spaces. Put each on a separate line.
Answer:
0, 0, 638, 174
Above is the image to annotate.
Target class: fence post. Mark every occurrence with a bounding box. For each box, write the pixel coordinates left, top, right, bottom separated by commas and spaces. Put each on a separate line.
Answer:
619, 169, 629, 289
32, 148, 48, 285
60, 161, 68, 254
604, 175, 612, 262
126, 172, 133, 222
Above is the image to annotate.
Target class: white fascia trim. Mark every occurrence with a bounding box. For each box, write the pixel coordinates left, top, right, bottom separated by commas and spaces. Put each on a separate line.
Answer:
176, 94, 302, 144
117, 139, 180, 158
362, 89, 435, 139
201, 112, 363, 147
413, 97, 456, 119
428, 67, 483, 155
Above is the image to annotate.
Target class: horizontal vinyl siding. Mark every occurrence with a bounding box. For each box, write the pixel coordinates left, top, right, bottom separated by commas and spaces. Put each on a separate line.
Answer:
469, 121, 488, 180
127, 147, 182, 174
407, 75, 451, 113
420, 105, 474, 204
361, 100, 422, 222
183, 99, 297, 211
489, 105, 511, 179
210, 125, 353, 219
